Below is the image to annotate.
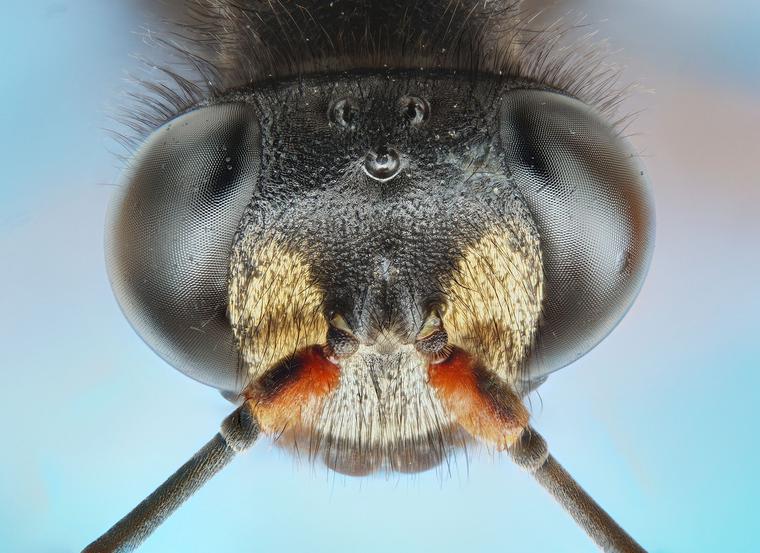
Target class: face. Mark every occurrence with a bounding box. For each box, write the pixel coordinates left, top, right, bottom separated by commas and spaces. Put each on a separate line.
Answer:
224, 73, 543, 473
108, 69, 652, 477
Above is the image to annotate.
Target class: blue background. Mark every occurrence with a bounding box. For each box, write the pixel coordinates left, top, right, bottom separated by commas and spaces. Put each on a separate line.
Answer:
1, 1, 759, 551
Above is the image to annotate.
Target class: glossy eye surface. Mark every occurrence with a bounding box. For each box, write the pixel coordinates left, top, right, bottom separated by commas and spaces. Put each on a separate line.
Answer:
105, 103, 260, 392
498, 90, 655, 383
399, 95, 430, 125
328, 97, 359, 128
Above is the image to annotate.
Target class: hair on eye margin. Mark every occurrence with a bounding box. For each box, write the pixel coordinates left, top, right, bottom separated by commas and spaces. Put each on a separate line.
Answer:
107, 1, 637, 158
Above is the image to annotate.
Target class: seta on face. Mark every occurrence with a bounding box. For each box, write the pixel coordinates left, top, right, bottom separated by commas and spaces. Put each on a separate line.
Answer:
106, 2, 653, 476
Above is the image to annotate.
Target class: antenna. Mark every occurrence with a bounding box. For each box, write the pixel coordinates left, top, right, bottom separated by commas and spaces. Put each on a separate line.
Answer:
83, 404, 259, 553
509, 428, 645, 552
83, 402, 643, 552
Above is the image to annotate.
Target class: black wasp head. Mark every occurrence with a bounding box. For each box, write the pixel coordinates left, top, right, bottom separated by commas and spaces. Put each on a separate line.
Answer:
106, 0, 654, 473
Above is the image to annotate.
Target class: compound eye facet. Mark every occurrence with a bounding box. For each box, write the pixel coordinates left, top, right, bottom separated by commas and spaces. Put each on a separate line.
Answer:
497, 90, 655, 383
105, 103, 260, 392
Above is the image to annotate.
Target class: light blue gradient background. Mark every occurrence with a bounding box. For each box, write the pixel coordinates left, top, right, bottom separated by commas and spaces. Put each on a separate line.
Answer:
1, 2, 759, 552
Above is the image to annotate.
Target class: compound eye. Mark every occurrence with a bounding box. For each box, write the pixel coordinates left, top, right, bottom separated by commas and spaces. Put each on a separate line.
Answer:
105, 103, 260, 392
400, 95, 430, 125
497, 90, 655, 383
328, 97, 359, 129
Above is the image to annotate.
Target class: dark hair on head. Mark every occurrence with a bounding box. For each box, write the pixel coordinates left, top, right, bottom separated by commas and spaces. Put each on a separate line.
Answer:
112, 0, 629, 153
